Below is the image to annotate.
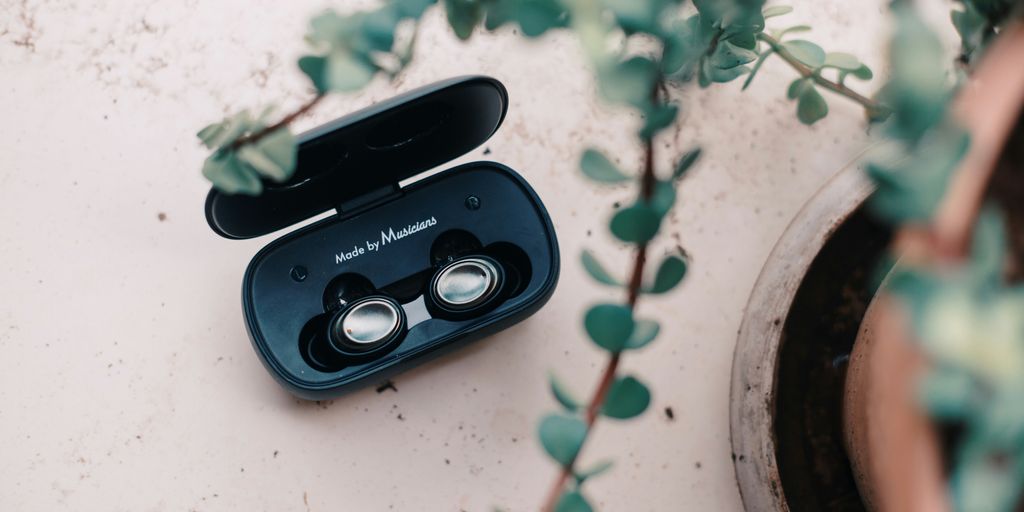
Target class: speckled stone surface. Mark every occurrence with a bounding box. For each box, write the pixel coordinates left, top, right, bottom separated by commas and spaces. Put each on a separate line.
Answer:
0, 1, 940, 510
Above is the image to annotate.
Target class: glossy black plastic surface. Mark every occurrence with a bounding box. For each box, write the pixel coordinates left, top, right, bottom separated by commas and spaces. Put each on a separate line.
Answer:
204, 76, 559, 399
244, 163, 557, 398
206, 76, 508, 240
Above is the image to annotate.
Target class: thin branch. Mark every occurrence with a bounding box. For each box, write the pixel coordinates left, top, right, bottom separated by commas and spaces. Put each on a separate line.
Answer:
757, 32, 890, 120
228, 94, 324, 151
539, 83, 661, 512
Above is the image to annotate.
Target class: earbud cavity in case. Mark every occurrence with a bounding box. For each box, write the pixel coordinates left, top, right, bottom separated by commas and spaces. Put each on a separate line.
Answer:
203, 76, 560, 399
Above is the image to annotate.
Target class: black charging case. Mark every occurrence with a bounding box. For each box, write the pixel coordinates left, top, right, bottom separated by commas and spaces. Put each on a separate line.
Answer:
204, 76, 560, 399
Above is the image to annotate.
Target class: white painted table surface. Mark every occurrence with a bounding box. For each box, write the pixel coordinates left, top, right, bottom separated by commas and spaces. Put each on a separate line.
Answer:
0, 1, 949, 510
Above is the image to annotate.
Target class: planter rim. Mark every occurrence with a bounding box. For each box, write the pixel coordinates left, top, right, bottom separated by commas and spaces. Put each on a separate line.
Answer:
729, 163, 874, 511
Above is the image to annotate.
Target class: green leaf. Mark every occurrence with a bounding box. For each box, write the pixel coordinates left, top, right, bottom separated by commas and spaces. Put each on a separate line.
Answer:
867, 124, 969, 222
581, 250, 621, 286
673, 148, 702, 179
325, 51, 376, 92
516, 0, 566, 38
710, 40, 758, 70
599, 57, 658, 107
762, 5, 793, 18
782, 39, 826, 67
554, 490, 593, 512
624, 319, 659, 350
646, 253, 687, 293
851, 64, 873, 80
197, 111, 255, 150
648, 180, 677, 217
580, 149, 629, 183
786, 77, 810, 99
639, 103, 678, 141
202, 152, 263, 196
742, 50, 773, 90
703, 58, 750, 83
823, 52, 861, 70
395, 0, 435, 17
967, 207, 1007, 289
775, 24, 811, 39
575, 460, 614, 483
550, 373, 580, 412
236, 127, 297, 182
796, 85, 828, 125
584, 303, 635, 352
444, 0, 482, 40
602, 376, 651, 419
609, 204, 662, 244
605, 0, 661, 34
538, 413, 587, 466
298, 55, 330, 94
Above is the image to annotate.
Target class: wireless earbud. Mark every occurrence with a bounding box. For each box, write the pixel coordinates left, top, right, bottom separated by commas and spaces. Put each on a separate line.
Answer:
426, 255, 508, 319
322, 274, 407, 364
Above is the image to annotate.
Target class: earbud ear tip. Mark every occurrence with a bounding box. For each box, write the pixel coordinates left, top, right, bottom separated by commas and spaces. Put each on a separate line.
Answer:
323, 273, 376, 311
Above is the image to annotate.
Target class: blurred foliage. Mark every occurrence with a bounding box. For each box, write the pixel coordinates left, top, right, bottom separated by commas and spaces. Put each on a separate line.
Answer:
865, 1, 1024, 511
191, 0, 969, 510
197, 0, 882, 196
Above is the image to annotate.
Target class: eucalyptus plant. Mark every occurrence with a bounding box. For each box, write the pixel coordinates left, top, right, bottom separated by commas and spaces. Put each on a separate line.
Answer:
865, 1, 1024, 511
195, 1, 881, 510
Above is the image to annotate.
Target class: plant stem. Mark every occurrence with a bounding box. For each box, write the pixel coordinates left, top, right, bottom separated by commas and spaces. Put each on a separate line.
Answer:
228, 94, 324, 150
757, 32, 890, 120
539, 87, 660, 512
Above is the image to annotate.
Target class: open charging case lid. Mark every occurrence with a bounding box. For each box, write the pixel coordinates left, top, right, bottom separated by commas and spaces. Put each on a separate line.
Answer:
204, 75, 509, 239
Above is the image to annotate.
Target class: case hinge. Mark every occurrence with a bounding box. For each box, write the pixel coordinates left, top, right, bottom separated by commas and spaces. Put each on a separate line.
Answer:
336, 183, 401, 217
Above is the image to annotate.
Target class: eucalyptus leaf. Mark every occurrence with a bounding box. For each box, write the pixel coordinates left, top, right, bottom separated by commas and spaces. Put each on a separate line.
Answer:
298, 55, 330, 94
782, 39, 826, 67
325, 51, 376, 92
624, 318, 659, 350
645, 253, 688, 293
967, 207, 1008, 290
742, 50, 773, 90
796, 85, 828, 125
823, 52, 861, 70
786, 77, 810, 99
610, 204, 662, 244
673, 148, 702, 179
554, 490, 593, 512
851, 64, 873, 80
247, 128, 297, 180
711, 40, 758, 70
648, 180, 677, 217
706, 60, 750, 83
550, 373, 580, 412
599, 57, 658, 107
606, 0, 661, 34
202, 152, 263, 196
538, 413, 587, 466
602, 375, 651, 419
197, 111, 255, 151
444, 0, 482, 40
584, 303, 635, 352
516, 0, 567, 37
639, 103, 678, 141
775, 24, 811, 39
581, 249, 621, 286
580, 149, 630, 183
395, 0, 435, 17
762, 5, 793, 18
575, 460, 614, 483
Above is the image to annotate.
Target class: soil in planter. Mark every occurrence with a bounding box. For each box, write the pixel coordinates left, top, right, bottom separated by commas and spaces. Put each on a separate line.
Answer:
773, 206, 892, 511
